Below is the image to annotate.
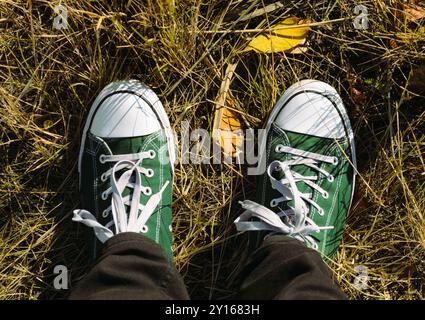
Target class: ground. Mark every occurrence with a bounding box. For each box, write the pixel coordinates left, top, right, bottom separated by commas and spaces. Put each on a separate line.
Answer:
0, 0, 424, 299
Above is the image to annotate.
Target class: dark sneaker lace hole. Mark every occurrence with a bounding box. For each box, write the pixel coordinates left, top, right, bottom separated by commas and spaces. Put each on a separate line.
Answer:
275, 145, 283, 153
149, 150, 156, 159
144, 187, 152, 196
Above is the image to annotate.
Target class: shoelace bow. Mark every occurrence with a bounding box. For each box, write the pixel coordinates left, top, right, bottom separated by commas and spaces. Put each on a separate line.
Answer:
73, 150, 169, 243
235, 145, 337, 249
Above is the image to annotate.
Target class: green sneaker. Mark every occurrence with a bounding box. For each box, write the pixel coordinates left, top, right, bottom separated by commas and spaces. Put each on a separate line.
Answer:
73, 80, 176, 261
235, 80, 356, 259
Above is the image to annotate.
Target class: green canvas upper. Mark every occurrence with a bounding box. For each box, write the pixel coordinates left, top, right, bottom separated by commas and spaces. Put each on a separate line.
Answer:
255, 124, 354, 258
79, 129, 173, 260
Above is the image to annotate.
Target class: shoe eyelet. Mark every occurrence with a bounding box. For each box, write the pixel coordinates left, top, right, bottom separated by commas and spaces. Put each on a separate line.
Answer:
318, 208, 325, 216
99, 154, 106, 164
270, 199, 278, 207
144, 187, 152, 196
327, 175, 334, 183
332, 157, 339, 166
275, 145, 283, 153
273, 164, 282, 172
101, 173, 108, 182
322, 191, 329, 199
149, 150, 156, 159
101, 191, 108, 200
141, 225, 148, 233
146, 169, 154, 177
102, 210, 109, 218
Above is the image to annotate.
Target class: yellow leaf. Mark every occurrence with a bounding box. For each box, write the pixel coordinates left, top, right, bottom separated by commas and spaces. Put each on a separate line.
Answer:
218, 104, 239, 130
403, 3, 425, 21
212, 61, 243, 160
213, 100, 244, 160
287, 38, 309, 54
243, 17, 311, 53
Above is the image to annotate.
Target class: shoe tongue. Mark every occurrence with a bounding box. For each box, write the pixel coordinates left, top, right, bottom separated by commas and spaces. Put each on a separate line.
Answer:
102, 136, 148, 207
103, 136, 145, 155
281, 130, 334, 207
285, 130, 334, 156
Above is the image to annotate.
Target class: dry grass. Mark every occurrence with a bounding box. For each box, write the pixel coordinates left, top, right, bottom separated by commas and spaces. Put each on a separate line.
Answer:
0, 0, 424, 299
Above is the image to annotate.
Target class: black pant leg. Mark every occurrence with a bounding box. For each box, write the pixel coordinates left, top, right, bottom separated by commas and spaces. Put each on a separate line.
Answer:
68, 232, 190, 300
235, 234, 347, 300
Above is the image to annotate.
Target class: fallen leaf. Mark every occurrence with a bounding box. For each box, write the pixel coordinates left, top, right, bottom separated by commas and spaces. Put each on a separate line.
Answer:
287, 38, 309, 54
348, 77, 366, 105
403, 3, 425, 21
407, 65, 425, 95
243, 17, 311, 54
389, 39, 398, 49
212, 61, 243, 160
214, 104, 244, 159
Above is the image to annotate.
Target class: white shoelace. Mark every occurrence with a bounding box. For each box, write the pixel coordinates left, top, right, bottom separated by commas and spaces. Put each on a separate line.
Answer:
73, 150, 169, 243
235, 145, 337, 249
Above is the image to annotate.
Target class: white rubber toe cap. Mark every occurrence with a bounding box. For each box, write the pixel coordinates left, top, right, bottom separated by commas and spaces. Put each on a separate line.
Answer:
274, 80, 347, 139
89, 80, 162, 138
78, 80, 177, 176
